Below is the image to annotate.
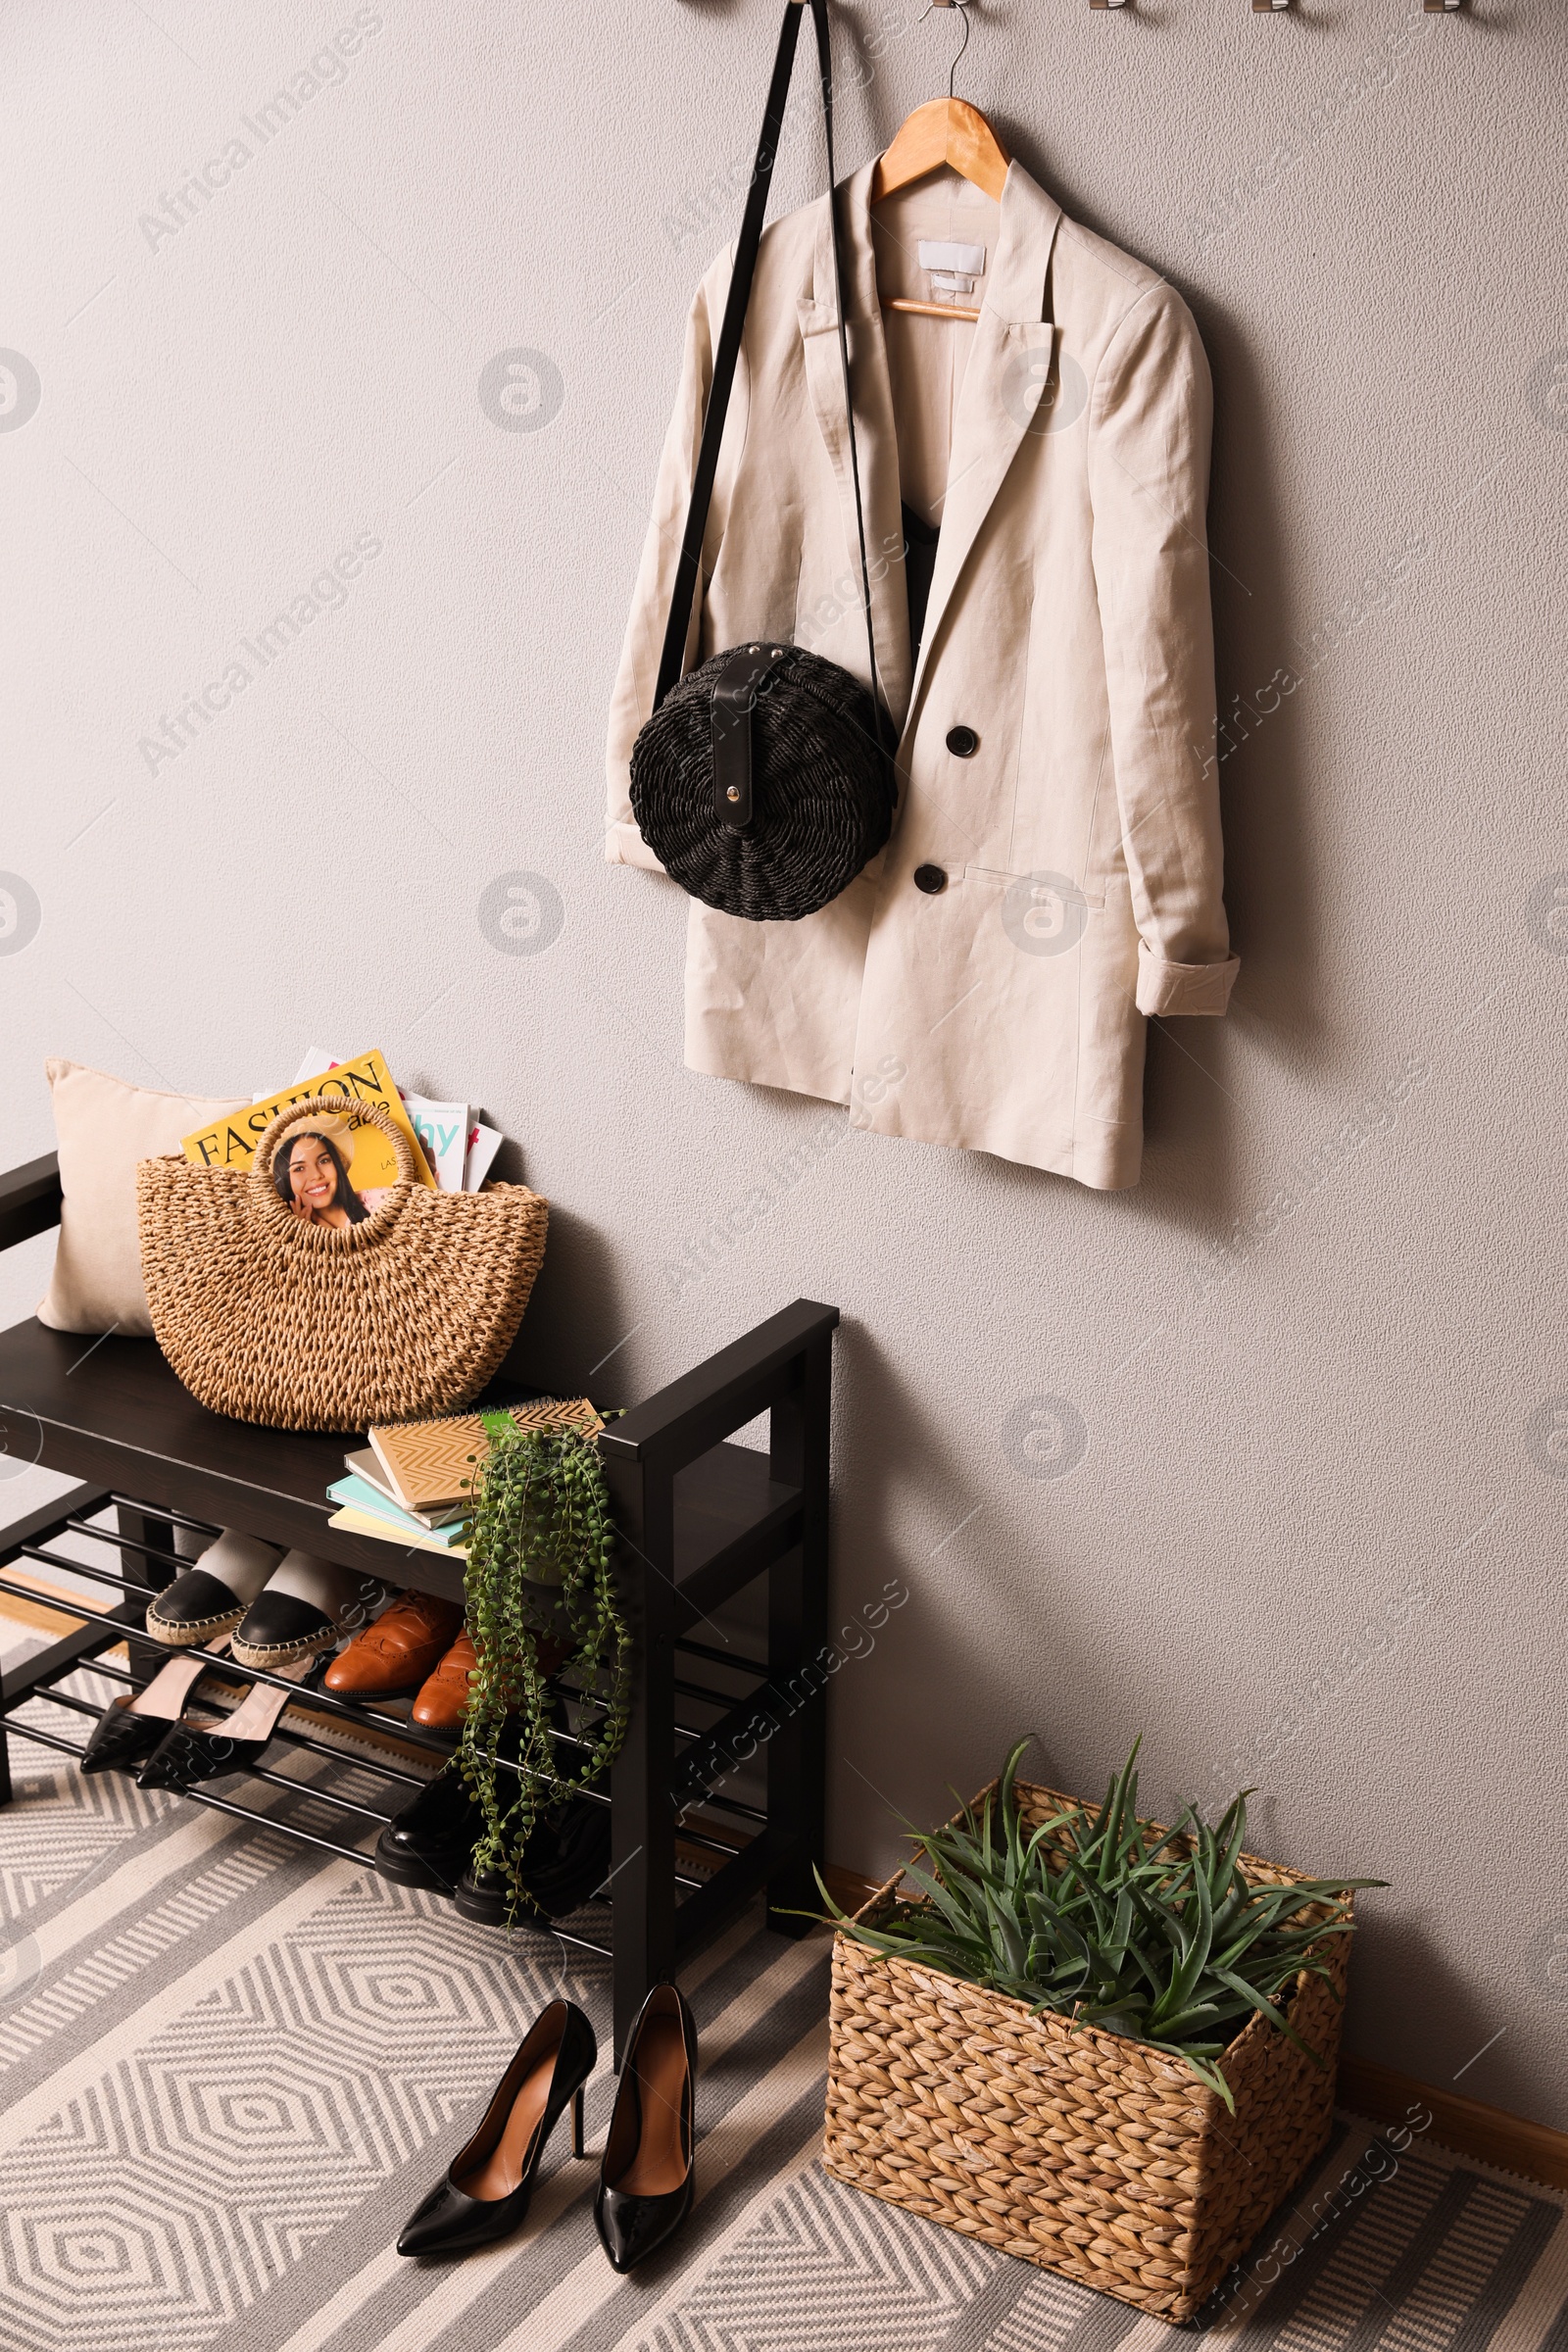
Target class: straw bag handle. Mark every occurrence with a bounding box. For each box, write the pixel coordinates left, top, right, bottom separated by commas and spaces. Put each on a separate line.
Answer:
254, 1094, 418, 1195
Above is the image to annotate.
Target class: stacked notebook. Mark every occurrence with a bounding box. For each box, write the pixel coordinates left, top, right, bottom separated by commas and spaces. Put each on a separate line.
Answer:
326, 1397, 605, 1554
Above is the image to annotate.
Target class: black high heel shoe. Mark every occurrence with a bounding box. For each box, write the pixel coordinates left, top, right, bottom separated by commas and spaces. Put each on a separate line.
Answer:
398, 1999, 597, 2257
595, 1982, 697, 2274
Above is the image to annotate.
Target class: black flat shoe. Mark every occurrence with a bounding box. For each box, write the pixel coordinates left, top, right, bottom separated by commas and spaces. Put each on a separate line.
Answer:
376, 1767, 484, 1892
136, 1658, 313, 1789
81, 1644, 230, 1777
525, 1794, 612, 1917
595, 1982, 697, 2274
397, 1999, 597, 2257
135, 1719, 261, 1789
230, 1553, 371, 1672
83, 1697, 172, 1778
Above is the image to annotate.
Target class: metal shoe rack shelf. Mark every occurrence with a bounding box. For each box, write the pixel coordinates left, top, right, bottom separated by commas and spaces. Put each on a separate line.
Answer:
0, 1149, 835, 2060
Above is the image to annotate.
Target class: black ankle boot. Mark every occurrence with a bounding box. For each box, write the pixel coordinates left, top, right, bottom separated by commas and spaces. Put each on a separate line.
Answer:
376, 1768, 484, 1892
453, 1792, 611, 1926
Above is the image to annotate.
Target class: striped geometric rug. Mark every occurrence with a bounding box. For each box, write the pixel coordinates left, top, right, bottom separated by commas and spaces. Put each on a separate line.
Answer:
0, 1682, 1564, 2352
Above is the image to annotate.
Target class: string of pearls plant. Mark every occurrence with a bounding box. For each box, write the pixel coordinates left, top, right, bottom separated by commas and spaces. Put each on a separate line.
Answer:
458, 1415, 630, 1918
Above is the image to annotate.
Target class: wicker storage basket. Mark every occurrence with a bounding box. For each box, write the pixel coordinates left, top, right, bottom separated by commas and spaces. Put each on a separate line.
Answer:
137, 1097, 548, 1432
823, 1774, 1351, 2324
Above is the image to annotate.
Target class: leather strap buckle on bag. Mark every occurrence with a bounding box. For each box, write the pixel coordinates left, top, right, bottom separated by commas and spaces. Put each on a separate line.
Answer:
712, 643, 790, 828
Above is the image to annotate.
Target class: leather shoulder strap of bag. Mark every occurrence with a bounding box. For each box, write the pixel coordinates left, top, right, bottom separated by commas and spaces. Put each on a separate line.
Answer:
652, 0, 883, 729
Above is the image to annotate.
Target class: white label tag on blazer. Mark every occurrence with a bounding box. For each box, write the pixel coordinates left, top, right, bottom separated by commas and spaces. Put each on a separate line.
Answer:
918, 240, 986, 276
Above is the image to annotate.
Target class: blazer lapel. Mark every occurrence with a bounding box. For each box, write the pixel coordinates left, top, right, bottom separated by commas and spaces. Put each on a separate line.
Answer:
798, 163, 912, 729
797, 160, 1064, 732
906, 166, 1063, 715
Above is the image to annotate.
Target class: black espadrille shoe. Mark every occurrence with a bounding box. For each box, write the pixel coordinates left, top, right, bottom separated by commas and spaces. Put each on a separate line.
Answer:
144, 1531, 282, 1648
230, 1554, 370, 1671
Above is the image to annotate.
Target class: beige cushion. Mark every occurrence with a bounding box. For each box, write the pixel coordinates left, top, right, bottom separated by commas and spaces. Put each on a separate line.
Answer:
37, 1059, 251, 1337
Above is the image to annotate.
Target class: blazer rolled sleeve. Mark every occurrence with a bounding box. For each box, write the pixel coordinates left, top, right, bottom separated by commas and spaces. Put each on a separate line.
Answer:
605, 247, 740, 872
1088, 286, 1239, 1017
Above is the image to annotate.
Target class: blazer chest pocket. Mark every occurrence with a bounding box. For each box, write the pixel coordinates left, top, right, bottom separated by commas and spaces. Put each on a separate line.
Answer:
962, 865, 1105, 958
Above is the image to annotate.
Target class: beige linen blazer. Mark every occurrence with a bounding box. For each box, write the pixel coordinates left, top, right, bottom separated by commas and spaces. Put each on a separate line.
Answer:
606, 159, 1238, 1191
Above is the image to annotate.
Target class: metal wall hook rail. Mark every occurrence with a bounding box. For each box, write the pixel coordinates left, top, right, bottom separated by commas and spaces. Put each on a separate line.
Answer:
1004, 0, 1466, 14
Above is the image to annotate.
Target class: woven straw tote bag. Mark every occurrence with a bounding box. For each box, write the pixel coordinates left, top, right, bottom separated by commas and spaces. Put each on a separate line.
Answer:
136, 1096, 548, 1432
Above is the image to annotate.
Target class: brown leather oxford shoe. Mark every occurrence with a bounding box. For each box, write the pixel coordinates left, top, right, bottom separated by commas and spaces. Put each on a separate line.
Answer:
323, 1591, 465, 1701
411, 1631, 480, 1731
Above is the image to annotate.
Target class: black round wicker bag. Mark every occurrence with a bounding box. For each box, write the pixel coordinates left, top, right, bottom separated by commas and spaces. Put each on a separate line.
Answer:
631, 641, 894, 923
629, 0, 895, 926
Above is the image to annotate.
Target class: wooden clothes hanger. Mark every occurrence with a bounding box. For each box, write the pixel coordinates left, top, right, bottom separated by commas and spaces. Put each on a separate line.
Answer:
869, 0, 1010, 324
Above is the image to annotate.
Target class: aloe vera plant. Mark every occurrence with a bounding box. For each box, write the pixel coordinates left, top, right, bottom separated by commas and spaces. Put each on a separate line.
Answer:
818, 1739, 1384, 2110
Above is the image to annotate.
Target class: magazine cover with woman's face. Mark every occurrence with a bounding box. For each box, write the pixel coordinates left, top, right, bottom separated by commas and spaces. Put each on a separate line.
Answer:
181, 1048, 436, 1190
271, 1115, 386, 1226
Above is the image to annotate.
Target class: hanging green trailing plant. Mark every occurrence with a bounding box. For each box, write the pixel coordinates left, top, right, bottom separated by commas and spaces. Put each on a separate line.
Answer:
814, 1738, 1385, 2111
458, 1413, 630, 1919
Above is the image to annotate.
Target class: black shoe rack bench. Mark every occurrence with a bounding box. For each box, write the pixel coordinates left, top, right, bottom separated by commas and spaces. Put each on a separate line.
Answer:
0, 1150, 835, 2060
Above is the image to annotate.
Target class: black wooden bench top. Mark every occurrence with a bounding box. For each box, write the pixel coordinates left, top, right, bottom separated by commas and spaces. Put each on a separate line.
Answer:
0, 1313, 810, 1616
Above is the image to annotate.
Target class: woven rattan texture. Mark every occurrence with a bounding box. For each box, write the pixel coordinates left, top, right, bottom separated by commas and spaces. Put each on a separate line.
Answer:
136, 1097, 548, 1432
822, 1777, 1349, 2323
629, 644, 896, 922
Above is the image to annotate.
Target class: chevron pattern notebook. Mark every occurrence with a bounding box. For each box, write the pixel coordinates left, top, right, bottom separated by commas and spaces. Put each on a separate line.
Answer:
366, 1396, 603, 1513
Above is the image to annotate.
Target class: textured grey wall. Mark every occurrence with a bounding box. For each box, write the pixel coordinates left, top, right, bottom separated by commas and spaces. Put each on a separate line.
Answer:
2, 0, 1565, 2127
